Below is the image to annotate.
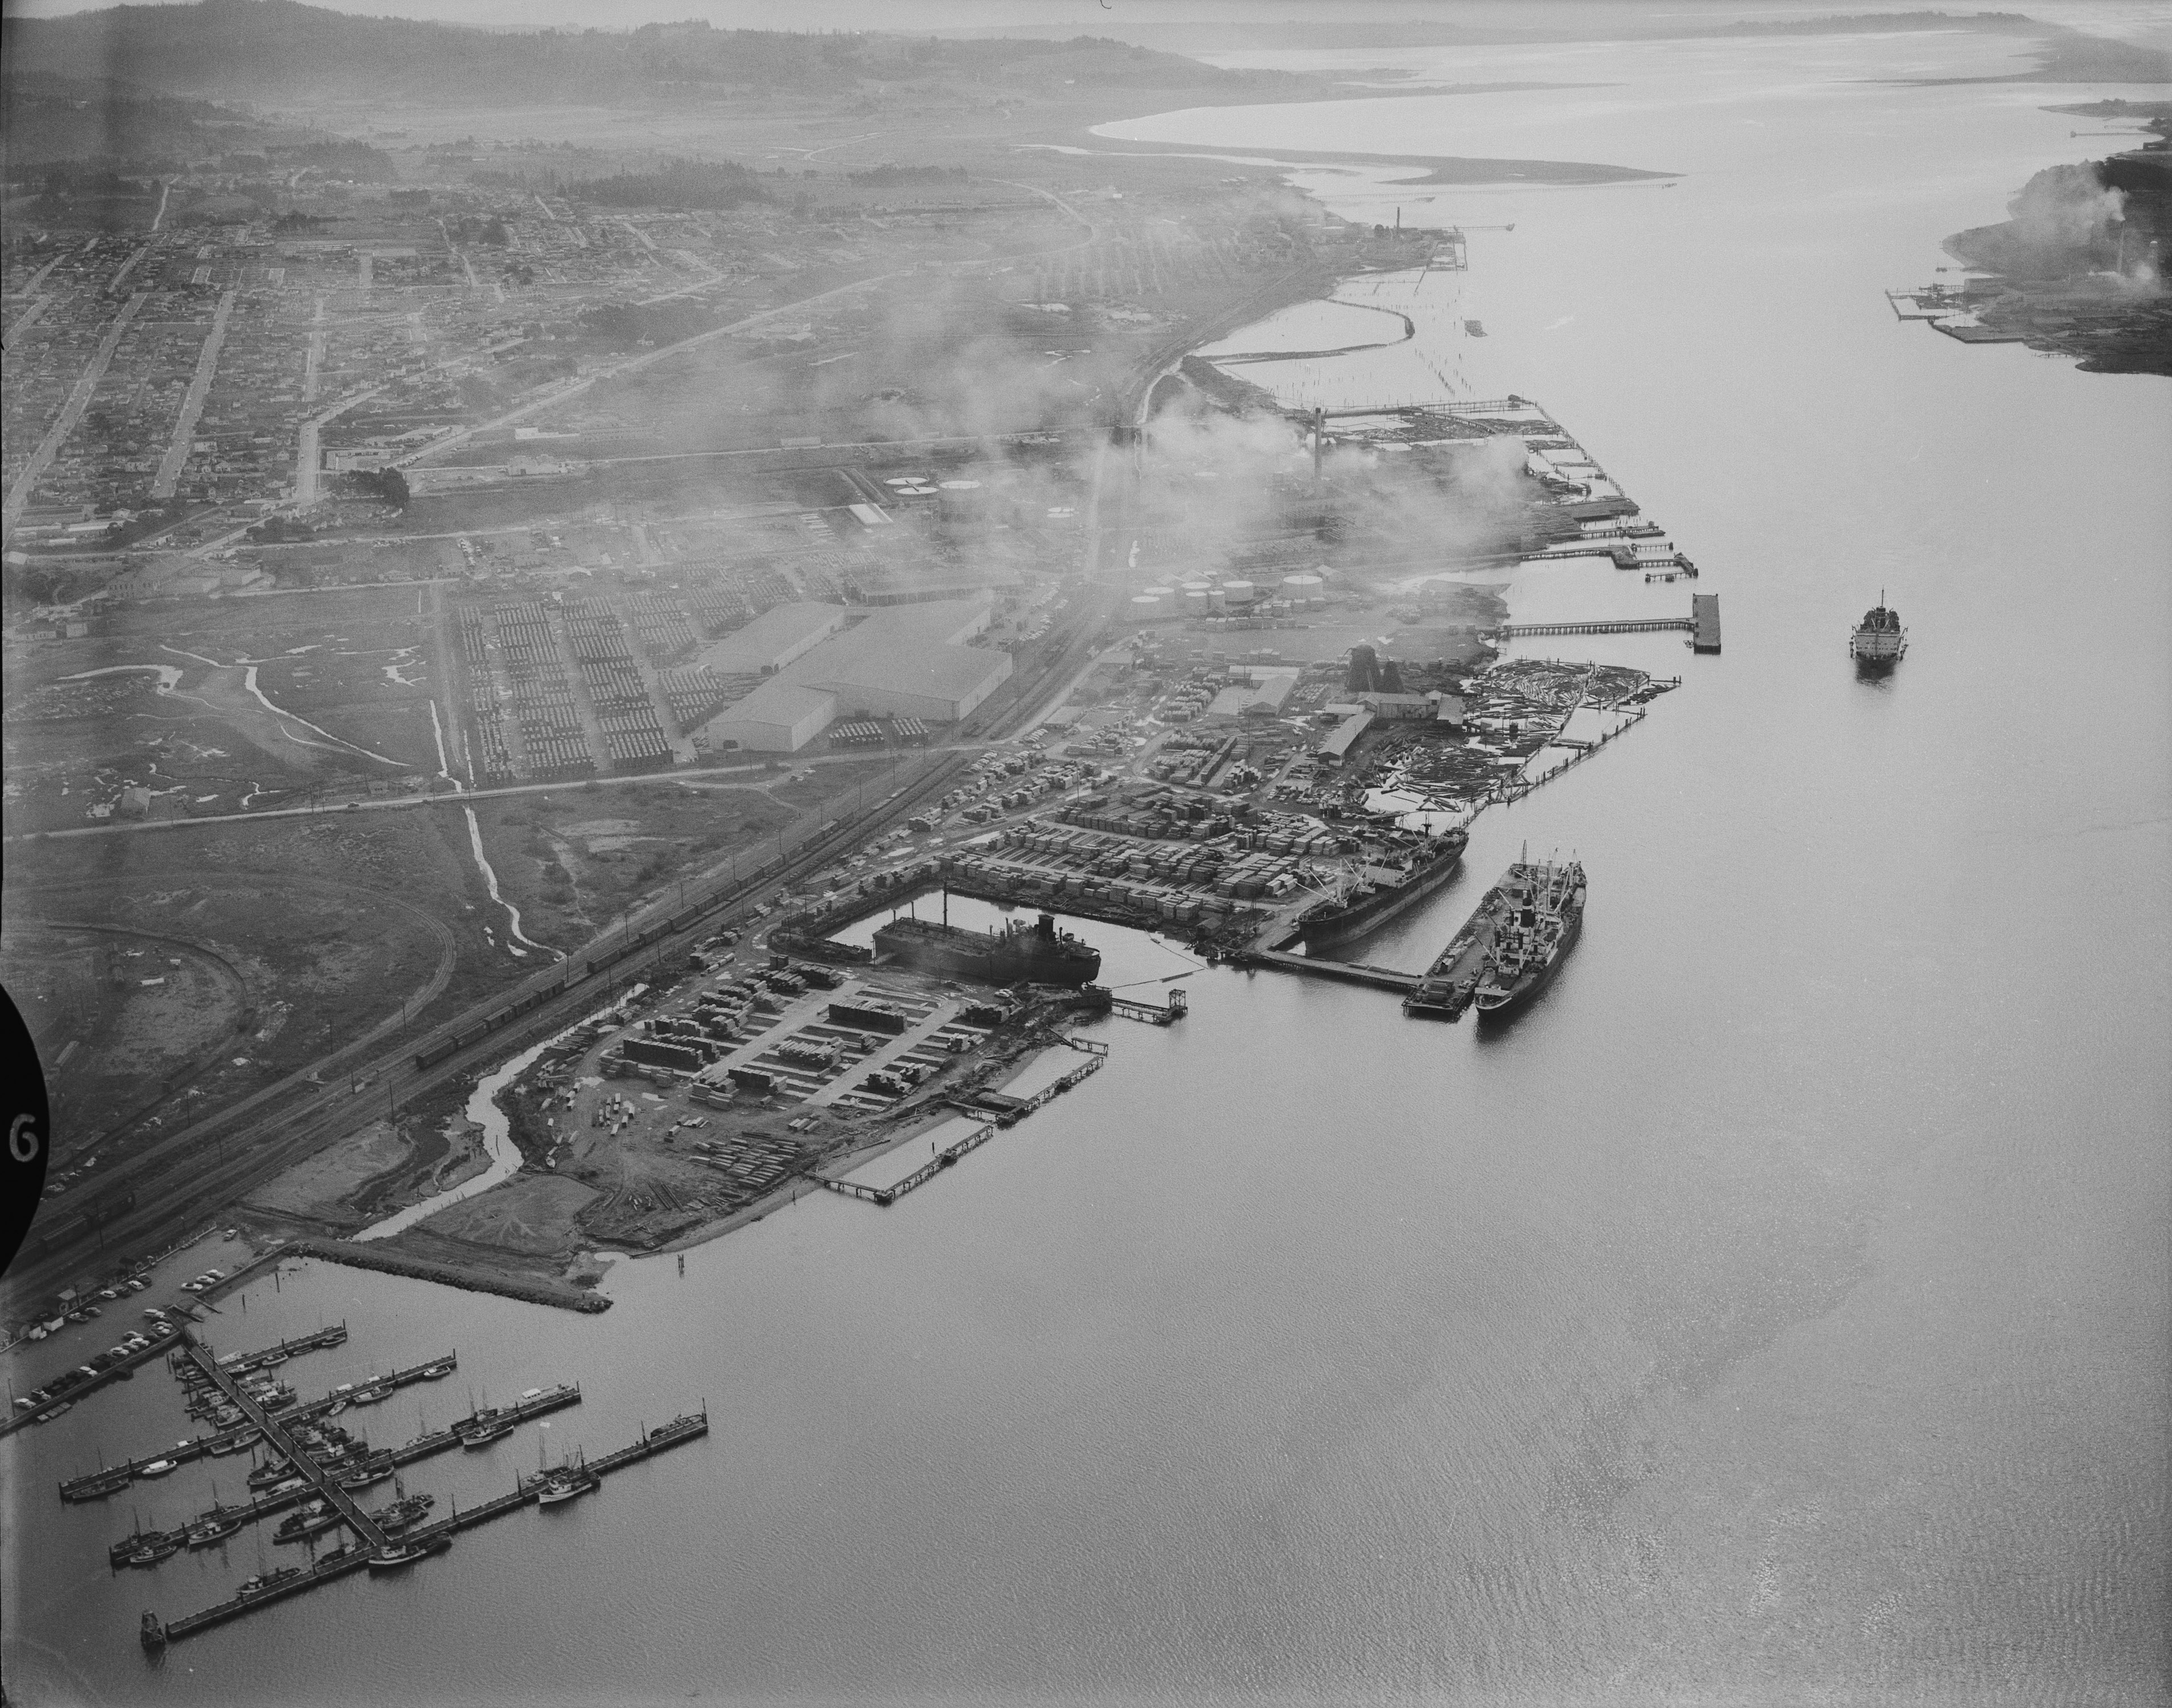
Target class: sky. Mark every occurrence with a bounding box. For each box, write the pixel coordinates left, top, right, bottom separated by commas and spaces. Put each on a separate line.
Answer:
3, 0, 2168, 49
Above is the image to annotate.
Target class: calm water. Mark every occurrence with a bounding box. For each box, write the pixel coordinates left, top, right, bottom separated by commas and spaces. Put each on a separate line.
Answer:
7, 30, 2170, 1707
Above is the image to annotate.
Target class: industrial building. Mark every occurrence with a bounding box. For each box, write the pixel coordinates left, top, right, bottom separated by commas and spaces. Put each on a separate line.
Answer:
701, 598, 1011, 753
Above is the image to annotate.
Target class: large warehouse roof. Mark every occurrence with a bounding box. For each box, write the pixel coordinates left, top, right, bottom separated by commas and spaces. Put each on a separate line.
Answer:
696, 602, 846, 676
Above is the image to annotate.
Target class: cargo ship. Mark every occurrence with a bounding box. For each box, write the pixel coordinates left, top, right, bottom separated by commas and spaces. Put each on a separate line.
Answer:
874, 909, 1101, 987
1472, 858, 1585, 1020
1850, 594, 1907, 668
1298, 826, 1468, 951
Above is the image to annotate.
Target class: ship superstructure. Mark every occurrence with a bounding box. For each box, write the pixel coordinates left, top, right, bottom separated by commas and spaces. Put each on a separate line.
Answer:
1471, 857, 1586, 1020
1297, 826, 1468, 950
874, 908, 1101, 988
1850, 593, 1907, 666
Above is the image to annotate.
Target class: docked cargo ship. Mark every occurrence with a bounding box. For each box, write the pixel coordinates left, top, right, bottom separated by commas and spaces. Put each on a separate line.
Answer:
1298, 826, 1468, 950
874, 909, 1101, 987
1850, 594, 1907, 667
1472, 859, 1586, 1020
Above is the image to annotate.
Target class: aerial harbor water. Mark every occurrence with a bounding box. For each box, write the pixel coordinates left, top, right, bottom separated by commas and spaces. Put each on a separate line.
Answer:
4, 24, 2167, 1708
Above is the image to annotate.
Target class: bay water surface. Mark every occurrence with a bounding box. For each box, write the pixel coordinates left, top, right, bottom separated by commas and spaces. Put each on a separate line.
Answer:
5, 26, 2168, 1707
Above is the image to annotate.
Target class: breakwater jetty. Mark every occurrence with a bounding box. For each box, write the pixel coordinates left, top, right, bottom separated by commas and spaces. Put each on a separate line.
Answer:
285, 1238, 612, 1313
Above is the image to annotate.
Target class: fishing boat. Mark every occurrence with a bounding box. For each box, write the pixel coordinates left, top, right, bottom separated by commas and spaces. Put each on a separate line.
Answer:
274, 1501, 344, 1544
186, 1512, 245, 1548
206, 1426, 260, 1456
459, 1417, 516, 1451
337, 1456, 395, 1491
366, 1534, 450, 1573
63, 1468, 133, 1502
247, 1458, 296, 1489
536, 1462, 599, 1507
137, 1459, 178, 1479
127, 1535, 181, 1568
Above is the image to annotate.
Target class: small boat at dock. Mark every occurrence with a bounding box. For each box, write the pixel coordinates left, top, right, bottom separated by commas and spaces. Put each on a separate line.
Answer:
367, 1534, 451, 1573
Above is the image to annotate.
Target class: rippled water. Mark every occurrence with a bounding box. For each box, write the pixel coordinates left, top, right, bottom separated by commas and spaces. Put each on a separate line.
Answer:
6, 28, 2167, 1707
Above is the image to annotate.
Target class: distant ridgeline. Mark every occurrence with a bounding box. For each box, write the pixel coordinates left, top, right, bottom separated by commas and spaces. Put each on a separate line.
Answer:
1, 1, 1264, 108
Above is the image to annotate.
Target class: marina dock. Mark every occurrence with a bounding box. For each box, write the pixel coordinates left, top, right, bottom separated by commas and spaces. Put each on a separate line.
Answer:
118, 1379, 585, 1555
171, 1335, 396, 1562
142, 1410, 710, 1647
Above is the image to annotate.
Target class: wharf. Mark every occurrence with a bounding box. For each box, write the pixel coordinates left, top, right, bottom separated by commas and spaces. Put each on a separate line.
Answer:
1402, 881, 1513, 1021
1692, 593, 1722, 652
144, 1410, 709, 1647
822, 1037, 1108, 1207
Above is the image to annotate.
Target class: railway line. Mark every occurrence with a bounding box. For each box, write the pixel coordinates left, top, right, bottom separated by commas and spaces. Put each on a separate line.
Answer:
7, 612, 1116, 1312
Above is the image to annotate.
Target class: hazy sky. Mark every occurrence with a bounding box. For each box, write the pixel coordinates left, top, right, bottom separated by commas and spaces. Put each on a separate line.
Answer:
4, 0, 2169, 48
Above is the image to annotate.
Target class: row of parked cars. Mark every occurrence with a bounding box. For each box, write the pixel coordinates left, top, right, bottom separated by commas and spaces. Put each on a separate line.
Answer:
14, 1317, 178, 1418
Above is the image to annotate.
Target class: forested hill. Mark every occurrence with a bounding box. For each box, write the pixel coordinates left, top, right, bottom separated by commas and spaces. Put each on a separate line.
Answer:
4, 0, 1265, 107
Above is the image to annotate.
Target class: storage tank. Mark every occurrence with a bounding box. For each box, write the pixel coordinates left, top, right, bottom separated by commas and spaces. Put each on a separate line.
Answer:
1182, 584, 1211, 613
1282, 573, 1323, 595
1129, 593, 1165, 621
1222, 579, 1257, 606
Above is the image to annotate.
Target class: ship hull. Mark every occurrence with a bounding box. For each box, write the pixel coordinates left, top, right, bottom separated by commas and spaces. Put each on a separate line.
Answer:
1299, 840, 1466, 950
1474, 908, 1583, 1022
874, 917, 1100, 987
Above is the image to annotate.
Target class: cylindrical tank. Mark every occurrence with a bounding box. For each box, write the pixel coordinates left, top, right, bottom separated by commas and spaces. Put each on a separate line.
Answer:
1223, 579, 1256, 605
1282, 573, 1323, 594
1183, 585, 1211, 612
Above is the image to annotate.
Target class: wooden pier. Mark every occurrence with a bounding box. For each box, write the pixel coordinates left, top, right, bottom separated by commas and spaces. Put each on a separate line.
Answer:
113, 1379, 583, 1565
142, 1410, 709, 1647
1501, 616, 1693, 638
171, 1335, 396, 1562
208, 1324, 349, 1379
822, 1038, 1108, 1206
1691, 593, 1722, 652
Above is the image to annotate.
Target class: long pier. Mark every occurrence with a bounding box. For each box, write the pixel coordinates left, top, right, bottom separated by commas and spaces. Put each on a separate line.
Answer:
1230, 947, 1420, 995
144, 1410, 709, 1647
207, 1324, 349, 1379
1498, 594, 1719, 650
825, 1120, 1000, 1205
1501, 617, 1693, 638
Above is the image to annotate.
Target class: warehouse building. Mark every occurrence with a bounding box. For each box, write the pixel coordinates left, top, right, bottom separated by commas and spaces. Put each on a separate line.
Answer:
702, 598, 1010, 753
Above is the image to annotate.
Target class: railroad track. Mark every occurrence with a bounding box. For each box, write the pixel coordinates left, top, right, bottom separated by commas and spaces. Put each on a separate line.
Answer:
7, 626, 1109, 1308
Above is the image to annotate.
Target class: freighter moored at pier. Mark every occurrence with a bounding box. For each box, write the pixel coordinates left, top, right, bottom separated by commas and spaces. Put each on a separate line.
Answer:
874, 909, 1101, 987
